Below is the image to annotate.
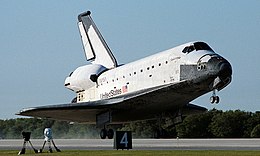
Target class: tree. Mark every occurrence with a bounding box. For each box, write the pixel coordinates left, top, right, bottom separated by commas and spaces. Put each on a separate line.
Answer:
121, 121, 155, 138
209, 110, 250, 138
176, 110, 216, 138
244, 112, 260, 137
251, 124, 260, 138
0, 109, 259, 139
51, 121, 70, 138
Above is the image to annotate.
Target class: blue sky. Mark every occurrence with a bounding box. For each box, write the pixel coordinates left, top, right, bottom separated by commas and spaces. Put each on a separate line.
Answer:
0, 1, 259, 119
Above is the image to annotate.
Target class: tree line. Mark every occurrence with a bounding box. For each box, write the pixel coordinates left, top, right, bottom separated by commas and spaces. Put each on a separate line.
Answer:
0, 109, 260, 139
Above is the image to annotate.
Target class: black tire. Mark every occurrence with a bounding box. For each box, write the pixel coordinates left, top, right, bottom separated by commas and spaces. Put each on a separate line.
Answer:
215, 96, 220, 104
107, 129, 114, 139
100, 129, 107, 139
210, 96, 215, 104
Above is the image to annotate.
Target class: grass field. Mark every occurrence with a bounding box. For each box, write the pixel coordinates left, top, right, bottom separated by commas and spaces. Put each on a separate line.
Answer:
1, 150, 260, 156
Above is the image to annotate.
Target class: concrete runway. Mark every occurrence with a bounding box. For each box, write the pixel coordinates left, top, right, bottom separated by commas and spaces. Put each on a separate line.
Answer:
1, 139, 260, 151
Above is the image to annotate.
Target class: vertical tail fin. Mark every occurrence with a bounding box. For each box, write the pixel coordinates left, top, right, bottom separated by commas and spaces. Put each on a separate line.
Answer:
78, 11, 118, 69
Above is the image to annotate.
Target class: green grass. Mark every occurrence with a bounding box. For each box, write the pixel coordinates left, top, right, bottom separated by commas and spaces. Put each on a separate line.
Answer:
1, 150, 260, 156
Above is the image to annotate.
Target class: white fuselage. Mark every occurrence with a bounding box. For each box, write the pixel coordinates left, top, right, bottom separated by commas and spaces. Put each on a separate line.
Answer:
69, 42, 216, 103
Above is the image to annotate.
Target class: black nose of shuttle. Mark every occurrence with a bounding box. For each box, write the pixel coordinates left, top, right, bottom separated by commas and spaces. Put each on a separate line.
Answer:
207, 56, 232, 89
208, 56, 232, 79
218, 61, 232, 79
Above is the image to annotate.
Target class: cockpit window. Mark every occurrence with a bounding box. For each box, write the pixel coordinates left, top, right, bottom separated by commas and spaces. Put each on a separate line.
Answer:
194, 42, 213, 51
182, 42, 213, 53
182, 45, 195, 53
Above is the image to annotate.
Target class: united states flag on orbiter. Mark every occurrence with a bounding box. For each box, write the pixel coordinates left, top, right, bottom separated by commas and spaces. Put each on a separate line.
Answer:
122, 85, 128, 93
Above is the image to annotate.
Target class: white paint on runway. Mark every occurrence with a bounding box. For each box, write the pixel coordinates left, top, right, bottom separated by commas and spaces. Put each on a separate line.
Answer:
1, 139, 260, 150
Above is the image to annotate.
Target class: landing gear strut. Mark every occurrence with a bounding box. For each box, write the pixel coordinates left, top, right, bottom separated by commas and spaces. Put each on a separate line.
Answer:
210, 89, 220, 104
100, 128, 114, 139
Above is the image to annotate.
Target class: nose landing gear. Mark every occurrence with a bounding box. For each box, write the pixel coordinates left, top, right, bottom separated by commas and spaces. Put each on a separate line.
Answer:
210, 89, 220, 104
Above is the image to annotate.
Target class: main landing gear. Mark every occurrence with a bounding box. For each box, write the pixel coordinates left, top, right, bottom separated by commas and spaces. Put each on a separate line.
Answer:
210, 89, 220, 104
100, 128, 114, 139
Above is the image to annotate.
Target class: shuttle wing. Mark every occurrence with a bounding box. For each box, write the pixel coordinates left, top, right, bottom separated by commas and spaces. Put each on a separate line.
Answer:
17, 80, 207, 123
78, 11, 117, 69
17, 98, 124, 123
